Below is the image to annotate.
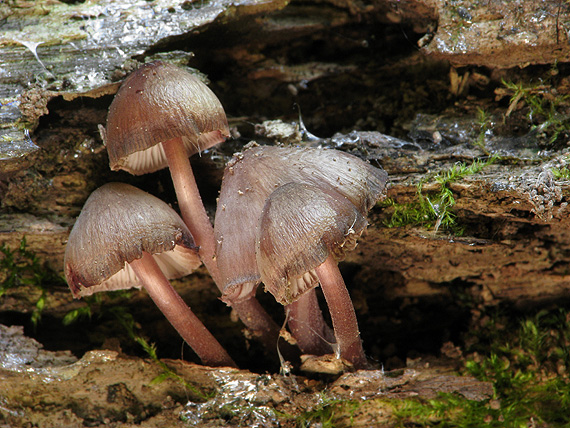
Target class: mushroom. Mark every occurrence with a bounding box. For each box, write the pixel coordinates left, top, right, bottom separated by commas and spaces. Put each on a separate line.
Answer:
215, 144, 387, 302
64, 182, 236, 368
256, 182, 369, 368
214, 144, 387, 356
102, 61, 279, 350
102, 60, 228, 277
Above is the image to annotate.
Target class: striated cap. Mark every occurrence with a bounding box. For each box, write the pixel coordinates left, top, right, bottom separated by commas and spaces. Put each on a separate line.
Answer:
256, 182, 367, 305
214, 144, 387, 304
103, 61, 229, 175
64, 182, 201, 298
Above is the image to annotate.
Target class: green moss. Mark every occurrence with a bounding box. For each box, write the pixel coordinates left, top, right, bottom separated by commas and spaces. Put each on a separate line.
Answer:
305, 309, 570, 427
502, 69, 570, 147
551, 166, 570, 180
474, 107, 492, 154
381, 156, 498, 233
389, 394, 502, 427
291, 391, 501, 427
464, 309, 570, 426
294, 395, 361, 428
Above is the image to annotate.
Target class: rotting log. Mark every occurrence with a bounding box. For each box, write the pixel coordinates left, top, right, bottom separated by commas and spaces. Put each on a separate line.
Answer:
0, 325, 493, 427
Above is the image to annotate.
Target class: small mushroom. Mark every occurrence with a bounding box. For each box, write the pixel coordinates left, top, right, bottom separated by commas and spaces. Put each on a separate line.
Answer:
215, 144, 387, 357
64, 182, 236, 368
102, 60, 228, 281
256, 182, 369, 369
215, 144, 387, 303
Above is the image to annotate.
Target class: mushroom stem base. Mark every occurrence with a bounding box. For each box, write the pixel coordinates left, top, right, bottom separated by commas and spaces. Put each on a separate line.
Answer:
316, 256, 367, 369
131, 252, 237, 368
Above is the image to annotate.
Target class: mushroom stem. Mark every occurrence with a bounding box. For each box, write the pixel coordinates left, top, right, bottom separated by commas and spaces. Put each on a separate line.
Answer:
286, 289, 335, 356
316, 256, 367, 369
162, 137, 217, 271
232, 298, 281, 341
130, 251, 237, 368
162, 137, 282, 351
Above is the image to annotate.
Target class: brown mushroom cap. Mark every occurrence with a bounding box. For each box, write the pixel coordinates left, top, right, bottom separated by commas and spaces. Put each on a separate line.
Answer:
104, 61, 229, 175
256, 182, 367, 305
64, 182, 201, 298
214, 144, 387, 303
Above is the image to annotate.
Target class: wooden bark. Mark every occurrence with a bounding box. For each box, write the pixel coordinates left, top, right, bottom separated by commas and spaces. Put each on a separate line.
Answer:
0, 325, 493, 427
420, 0, 570, 68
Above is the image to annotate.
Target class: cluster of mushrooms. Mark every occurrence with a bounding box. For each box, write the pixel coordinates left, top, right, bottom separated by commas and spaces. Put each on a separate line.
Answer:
64, 61, 388, 371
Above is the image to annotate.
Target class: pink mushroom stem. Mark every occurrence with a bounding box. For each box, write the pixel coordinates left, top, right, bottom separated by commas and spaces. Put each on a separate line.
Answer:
130, 251, 237, 368
316, 256, 367, 369
286, 289, 335, 356
161, 137, 282, 350
162, 137, 217, 269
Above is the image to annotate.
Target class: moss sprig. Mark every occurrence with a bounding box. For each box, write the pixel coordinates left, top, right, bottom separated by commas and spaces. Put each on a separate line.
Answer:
464, 309, 570, 426
502, 71, 570, 147
382, 156, 498, 233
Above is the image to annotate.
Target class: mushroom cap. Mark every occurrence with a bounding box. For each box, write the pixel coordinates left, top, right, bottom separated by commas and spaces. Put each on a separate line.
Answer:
214, 144, 387, 304
64, 182, 201, 298
256, 182, 367, 305
104, 61, 230, 175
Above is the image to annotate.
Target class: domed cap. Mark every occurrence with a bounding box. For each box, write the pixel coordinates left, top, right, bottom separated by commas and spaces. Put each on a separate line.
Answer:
214, 144, 387, 304
256, 182, 367, 305
64, 182, 201, 298
103, 61, 230, 175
